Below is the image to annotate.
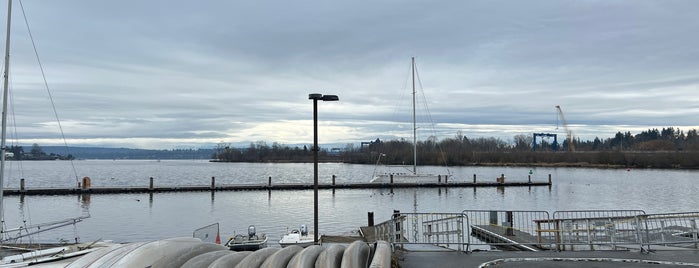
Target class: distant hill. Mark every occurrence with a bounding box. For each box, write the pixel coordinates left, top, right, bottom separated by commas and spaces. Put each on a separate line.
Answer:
40, 146, 216, 160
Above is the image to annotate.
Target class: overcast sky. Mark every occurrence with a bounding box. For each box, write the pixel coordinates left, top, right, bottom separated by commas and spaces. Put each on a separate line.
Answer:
3, 0, 698, 149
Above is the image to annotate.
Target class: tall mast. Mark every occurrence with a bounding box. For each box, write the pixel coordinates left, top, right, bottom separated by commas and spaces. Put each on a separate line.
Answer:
411, 57, 417, 174
1, 0, 14, 235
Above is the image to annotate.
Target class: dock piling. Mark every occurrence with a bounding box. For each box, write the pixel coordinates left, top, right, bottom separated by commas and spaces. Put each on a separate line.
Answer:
368, 212, 374, 226
528, 175, 531, 183
268, 176, 272, 186
20, 178, 25, 193
390, 174, 393, 184
211, 176, 215, 189
149, 177, 154, 190
81, 177, 91, 190
332, 175, 336, 186
438, 175, 441, 184
548, 174, 552, 184
473, 174, 476, 183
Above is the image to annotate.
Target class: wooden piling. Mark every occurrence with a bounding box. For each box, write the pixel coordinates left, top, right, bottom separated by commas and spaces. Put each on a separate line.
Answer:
390, 174, 393, 184
438, 175, 441, 184
528, 175, 531, 183
268, 176, 272, 186
211, 176, 215, 189
20, 178, 25, 192
149, 177, 154, 190
368, 212, 374, 226
473, 174, 476, 183
332, 175, 336, 186
548, 174, 552, 184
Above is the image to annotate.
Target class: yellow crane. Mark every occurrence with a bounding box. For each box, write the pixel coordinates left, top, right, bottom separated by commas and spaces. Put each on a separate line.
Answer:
555, 105, 575, 151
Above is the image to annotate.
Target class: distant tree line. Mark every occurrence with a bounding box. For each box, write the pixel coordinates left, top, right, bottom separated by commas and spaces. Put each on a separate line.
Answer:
213, 127, 699, 169
7, 143, 74, 160
211, 141, 338, 162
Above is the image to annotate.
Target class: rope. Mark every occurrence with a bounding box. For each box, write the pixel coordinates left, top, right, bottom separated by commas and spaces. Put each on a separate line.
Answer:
19, 0, 79, 185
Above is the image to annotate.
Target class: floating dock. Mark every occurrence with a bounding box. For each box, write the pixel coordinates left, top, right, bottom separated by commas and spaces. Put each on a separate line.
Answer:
4, 179, 551, 196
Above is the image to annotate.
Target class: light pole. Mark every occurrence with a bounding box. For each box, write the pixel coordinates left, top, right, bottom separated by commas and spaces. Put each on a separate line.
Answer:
309, 93, 339, 244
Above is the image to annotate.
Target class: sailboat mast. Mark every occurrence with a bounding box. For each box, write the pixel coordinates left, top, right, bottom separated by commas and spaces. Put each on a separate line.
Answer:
411, 57, 417, 174
0, 0, 13, 234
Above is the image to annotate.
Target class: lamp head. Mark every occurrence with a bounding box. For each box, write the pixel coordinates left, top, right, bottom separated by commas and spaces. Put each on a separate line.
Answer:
321, 95, 339, 101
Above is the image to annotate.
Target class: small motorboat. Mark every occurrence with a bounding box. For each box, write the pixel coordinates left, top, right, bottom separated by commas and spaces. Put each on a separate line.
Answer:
279, 224, 315, 248
225, 225, 268, 251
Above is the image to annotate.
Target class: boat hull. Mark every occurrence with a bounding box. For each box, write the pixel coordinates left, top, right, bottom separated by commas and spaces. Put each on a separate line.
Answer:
370, 173, 451, 183
279, 240, 314, 248
225, 236, 268, 251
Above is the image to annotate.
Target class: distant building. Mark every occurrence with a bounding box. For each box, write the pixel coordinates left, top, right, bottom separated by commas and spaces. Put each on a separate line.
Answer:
329, 148, 343, 156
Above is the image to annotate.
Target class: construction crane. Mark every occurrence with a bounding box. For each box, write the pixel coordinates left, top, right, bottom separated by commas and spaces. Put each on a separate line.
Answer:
555, 105, 575, 151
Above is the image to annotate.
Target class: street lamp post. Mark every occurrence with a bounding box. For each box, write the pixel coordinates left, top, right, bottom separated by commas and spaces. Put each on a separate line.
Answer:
308, 93, 339, 244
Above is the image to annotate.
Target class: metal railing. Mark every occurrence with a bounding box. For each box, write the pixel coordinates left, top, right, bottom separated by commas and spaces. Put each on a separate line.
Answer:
370, 210, 699, 253
542, 210, 646, 251
372, 212, 466, 251
463, 210, 549, 251
638, 212, 699, 251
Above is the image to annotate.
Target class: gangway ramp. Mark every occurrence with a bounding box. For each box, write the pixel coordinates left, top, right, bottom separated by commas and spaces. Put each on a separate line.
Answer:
470, 225, 540, 251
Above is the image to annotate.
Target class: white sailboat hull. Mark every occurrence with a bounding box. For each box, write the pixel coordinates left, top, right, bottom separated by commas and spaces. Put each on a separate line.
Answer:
370, 173, 450, 183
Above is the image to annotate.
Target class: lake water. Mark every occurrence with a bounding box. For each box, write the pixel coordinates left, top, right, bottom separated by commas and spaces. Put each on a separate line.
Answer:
1, 160, 698, 244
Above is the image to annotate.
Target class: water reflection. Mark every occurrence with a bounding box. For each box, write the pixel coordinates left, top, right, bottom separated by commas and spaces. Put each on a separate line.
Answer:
2, 162, 698, 244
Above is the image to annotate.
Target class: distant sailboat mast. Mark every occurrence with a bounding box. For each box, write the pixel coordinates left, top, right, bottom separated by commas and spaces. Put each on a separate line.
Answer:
411, 57, 417, 175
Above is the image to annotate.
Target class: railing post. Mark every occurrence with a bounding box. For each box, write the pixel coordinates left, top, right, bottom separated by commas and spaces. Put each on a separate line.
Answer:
393, 210, 402, 249
505, 211, 514, 236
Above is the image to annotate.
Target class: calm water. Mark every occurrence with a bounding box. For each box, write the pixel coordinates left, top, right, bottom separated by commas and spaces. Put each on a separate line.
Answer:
1, 160, 698, 244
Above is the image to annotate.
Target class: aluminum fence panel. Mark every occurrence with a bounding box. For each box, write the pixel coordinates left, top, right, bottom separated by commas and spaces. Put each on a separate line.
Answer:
639, 212, 699, 250
370, 212, 466, 251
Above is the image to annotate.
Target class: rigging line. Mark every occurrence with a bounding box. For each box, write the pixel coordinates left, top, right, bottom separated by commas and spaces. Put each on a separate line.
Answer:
413, 61, 451, 172
19, 0, 79, 185
9, 77, 25, 182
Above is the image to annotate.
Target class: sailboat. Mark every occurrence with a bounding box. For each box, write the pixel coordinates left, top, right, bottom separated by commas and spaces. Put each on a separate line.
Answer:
370, 57, 452, 183
0, 1, 112, 265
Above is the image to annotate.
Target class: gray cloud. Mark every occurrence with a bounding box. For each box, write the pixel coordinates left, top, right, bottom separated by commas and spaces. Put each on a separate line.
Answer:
3, 0, 698, 149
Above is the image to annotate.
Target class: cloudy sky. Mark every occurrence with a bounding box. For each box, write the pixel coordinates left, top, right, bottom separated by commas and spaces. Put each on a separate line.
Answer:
3, 0, 698, 149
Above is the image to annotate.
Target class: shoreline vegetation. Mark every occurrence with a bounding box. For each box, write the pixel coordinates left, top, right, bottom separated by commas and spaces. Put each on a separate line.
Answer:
13, 127, 699, 169
213, 127, 699, 169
